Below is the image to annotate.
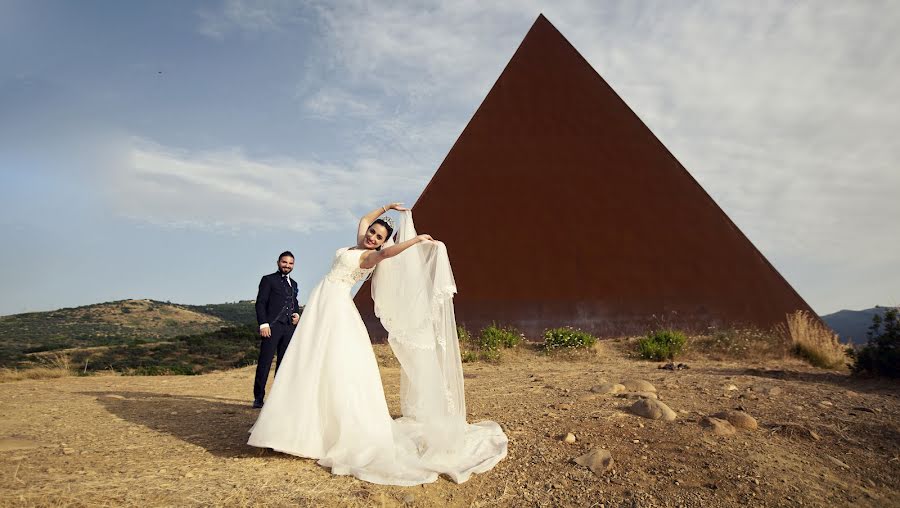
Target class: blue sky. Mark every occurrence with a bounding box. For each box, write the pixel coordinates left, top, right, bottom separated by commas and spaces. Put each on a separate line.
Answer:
1, 1, 898, 317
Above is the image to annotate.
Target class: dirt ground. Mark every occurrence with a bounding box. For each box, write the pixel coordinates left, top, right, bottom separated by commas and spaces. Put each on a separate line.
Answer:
1, 341, 898, 507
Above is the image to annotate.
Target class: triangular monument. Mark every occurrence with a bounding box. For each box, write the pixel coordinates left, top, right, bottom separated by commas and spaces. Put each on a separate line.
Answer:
355, 14, 818, 338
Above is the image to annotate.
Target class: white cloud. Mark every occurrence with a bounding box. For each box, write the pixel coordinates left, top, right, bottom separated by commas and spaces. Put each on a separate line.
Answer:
303, 88, 378, 119
196, 0, 304, 39
111, 138, 427, 233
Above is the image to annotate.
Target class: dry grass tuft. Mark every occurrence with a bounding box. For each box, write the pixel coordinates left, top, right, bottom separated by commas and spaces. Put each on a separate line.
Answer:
781, 310, 848, 369
0, 366, 70, 383
0, 353, 73, 383
683, 327, 790, 361
37, 352, 72, 371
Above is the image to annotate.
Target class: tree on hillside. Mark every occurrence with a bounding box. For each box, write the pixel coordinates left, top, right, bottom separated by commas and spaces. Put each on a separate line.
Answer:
850, 307, 899, 378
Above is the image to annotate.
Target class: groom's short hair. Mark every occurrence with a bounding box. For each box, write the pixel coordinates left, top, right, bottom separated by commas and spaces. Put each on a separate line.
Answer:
278, 251, 295, 261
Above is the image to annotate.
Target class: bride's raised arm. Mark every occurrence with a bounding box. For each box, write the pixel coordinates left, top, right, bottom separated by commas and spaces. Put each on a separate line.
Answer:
357, 202, 406, 245
360, 234, 433, 269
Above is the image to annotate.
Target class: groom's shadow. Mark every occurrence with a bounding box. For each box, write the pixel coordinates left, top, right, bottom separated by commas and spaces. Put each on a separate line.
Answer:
82, 390, 278, 458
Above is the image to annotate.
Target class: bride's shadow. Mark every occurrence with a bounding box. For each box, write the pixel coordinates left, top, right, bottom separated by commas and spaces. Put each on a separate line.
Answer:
82, 390, 277, 458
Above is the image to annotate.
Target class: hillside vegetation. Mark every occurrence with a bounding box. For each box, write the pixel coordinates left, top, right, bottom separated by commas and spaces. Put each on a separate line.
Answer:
0, 300, 256, 367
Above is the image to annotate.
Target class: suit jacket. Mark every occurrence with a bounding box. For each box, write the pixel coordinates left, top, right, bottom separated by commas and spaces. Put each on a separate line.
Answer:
255, 272, 300, 326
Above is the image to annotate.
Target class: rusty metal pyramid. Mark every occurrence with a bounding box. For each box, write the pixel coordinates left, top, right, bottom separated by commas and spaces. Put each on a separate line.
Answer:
355, 14, 817, 338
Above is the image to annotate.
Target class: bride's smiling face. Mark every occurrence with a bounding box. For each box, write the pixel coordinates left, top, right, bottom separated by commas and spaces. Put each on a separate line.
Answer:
362, 223, 389, 250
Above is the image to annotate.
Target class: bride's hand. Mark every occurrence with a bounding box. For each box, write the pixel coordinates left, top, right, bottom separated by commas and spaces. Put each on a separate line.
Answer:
388, 202, 408, 211
416, 234, 434, 242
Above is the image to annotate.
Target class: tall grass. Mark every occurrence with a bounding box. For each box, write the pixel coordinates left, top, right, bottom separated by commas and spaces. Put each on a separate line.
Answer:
781, 310, 848, 369
0, 353, 72, 383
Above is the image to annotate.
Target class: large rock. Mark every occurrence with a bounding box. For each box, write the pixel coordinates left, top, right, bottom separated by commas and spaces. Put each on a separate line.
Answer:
629, 399, 676, 421
700, 417, 736, 436
591, 383, 626, 394
714, 410, 758, 430
621, 379, 657, 392
574, 448, 614, 475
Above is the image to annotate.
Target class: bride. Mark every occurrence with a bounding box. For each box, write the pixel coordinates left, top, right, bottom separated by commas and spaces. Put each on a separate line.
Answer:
248, 203, 507, 486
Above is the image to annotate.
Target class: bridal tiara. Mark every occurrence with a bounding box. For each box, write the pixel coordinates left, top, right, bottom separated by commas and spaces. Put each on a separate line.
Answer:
377, 215, 395, 230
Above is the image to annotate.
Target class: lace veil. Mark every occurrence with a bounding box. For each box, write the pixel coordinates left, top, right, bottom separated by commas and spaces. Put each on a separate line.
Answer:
371, 210, 466, 453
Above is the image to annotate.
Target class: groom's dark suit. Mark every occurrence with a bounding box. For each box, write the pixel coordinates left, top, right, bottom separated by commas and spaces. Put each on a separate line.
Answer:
254, 271, 300, 403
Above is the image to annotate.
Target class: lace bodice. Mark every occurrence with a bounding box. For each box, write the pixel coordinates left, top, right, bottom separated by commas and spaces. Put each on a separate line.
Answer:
325, 247, 375, 286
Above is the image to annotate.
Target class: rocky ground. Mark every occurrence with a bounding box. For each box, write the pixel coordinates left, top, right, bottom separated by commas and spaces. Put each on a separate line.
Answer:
1, 340, 898, 507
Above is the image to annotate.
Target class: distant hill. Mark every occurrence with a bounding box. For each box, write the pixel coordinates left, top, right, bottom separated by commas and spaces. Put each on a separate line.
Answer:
0, 299, 257, 366
181, 301, 258, 325
822, 306, 898, 345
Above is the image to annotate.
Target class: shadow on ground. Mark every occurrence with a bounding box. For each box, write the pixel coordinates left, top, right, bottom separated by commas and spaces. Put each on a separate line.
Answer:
82, 390, 277, 458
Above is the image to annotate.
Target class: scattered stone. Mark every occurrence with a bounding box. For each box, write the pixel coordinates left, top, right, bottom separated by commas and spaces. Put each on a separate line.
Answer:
563, 433, 577, 444
62, 447, 76, 455
591, 383, 626, 394
659, 362, 690, 370
826, 455, 850, 469
401, 492, 416, 504
772, 423, 821, 441
714, 410, 758, 430
700, 417, 736, 436
621, 379, 657, 392
0, 438, 44, 452
629, 399, 676, 421
725, 384, 739, 391
762, 386, 783, 396
574, 448, 614, 476
553, 403, 574, 411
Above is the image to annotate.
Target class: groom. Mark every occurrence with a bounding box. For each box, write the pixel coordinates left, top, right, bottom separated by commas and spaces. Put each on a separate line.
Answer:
253, 251, 301, 409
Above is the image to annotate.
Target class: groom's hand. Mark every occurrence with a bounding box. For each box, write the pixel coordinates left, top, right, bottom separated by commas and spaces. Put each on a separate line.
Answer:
259, 325, 271, 338
291, 313, 300, 325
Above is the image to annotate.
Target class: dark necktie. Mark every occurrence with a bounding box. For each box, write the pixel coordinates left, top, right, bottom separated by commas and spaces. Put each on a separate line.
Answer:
283, 275, 293, 313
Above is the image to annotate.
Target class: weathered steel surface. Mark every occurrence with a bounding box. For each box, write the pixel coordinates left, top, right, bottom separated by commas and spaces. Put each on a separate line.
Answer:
355, 15, 818, 339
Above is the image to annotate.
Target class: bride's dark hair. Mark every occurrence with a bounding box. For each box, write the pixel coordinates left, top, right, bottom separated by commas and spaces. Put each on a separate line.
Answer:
370, 218, 394, 239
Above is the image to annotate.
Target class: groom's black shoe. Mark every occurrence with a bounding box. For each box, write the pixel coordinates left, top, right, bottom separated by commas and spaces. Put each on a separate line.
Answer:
252, 399, 264, 409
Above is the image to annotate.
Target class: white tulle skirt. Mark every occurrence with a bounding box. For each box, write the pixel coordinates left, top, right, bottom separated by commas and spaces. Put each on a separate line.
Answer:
247, 277, 507, 486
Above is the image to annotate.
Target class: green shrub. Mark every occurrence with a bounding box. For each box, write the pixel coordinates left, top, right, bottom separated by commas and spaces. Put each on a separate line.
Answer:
850, 308, 899, 378
460, 350, 479, 363
478, 323, 522, 350
638, 329, 686, 360
458, 323, 521, 362
542, 327, 597, 352
457, 325, 472, 344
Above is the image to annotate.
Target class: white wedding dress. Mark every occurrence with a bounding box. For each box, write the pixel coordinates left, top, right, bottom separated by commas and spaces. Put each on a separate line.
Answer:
248, 215, 507, 486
